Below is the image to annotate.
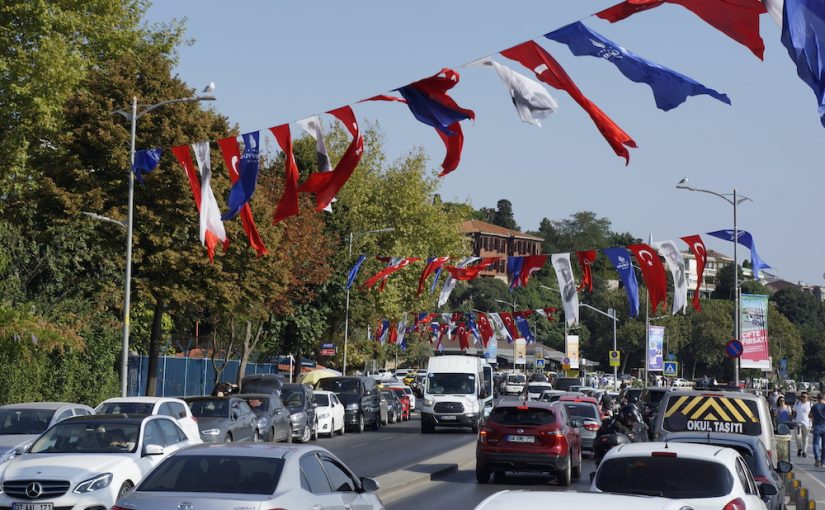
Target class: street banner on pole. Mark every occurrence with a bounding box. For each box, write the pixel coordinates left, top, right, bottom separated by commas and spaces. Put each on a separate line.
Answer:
514, 338, 527, 365
648, 325, 664, 371
740, 294, 771, 370
566, 335, 580, 369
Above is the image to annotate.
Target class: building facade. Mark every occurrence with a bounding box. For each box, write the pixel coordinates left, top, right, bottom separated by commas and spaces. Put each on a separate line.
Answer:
460, 219, 543, 283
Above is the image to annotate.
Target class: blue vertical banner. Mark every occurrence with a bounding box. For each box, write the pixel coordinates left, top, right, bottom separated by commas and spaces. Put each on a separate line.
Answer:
603, 247, 640, 317
648, 325, 665, 372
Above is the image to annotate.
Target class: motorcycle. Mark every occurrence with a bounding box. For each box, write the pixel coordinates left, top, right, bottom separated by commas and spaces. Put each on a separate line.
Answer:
594, 432, 630, 466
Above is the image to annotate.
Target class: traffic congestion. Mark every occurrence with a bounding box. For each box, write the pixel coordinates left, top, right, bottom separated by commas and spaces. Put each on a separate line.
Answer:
0, 356, 814, 509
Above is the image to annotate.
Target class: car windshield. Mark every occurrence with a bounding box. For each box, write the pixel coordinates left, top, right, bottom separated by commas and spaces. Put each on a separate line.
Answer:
281, 389, 305, 408
507, 374, 526, 384
489, 407, 555, 426
528, 385, 551, 393
427, 373, 476, 395
29, 422, 140, 453
317, 379, 360, 395
561, 403, 600, 420
314, 394, 330, 407
138, 455, 285, 494
0, 409, 55, 435
242, 378, 281, 393
189, 400, 229, 418
381, 391, 395, 400
96, 403, 154, 415
596, 457, 733, 499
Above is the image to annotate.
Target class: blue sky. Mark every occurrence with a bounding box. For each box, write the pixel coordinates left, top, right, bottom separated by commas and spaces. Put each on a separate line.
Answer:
144, 1, 822, 285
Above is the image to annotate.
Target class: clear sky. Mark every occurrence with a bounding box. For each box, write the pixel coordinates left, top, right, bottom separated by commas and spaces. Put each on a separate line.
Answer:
144, 1, 822, 285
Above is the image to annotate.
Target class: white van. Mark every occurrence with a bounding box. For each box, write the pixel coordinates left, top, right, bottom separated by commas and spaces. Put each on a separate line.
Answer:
420, 355, 492, 433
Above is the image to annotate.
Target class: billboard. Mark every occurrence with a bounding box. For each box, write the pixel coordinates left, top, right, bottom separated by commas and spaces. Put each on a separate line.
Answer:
740, 294, 771, 370
566, 335, 580, 369
514, 338, 527, 365
648, 325, 664, 372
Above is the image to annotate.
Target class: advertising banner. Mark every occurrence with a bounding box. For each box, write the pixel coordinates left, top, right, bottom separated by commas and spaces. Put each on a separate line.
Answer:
566, 335, 580, 369
740, 294, 771, 370
648, 325, 664, 372
514, 338, 527, 365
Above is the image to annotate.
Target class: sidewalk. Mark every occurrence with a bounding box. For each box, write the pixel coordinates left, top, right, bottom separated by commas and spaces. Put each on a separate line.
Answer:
788, 435, 825, 507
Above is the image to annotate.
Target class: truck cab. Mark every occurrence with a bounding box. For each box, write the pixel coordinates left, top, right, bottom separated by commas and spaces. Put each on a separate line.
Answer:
420, 355, 489, 434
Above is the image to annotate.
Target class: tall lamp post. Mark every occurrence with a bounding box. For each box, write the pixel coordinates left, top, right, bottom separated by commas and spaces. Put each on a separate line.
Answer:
676, 178, 751, 388
111, 86, 216, 397
579, 303, 618, 387
342, 227, 395, 376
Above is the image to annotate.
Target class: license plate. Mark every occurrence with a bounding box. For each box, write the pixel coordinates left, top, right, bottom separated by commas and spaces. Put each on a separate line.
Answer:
506, 434, 535, 443
13, 503, 53, 510
440, 415, 457, 420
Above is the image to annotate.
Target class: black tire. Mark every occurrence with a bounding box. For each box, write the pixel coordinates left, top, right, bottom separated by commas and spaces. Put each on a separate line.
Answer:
269, 427, 276, 443
556, 454, 572, 486
493, 471, 506, 483
224, 433, 233, 443
117, 481, 133, 499
471, 419, 479, 433
475, 466, 490, 484
371, 413, 381, 431
356, 413, 365, 433
298, 424, 311, 443
327, 420, 335, 438
572, 450, 582, 479
421, 421, 434, 434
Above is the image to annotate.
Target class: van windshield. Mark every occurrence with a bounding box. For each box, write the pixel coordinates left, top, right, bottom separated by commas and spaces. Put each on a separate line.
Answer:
427, 373, 475, 395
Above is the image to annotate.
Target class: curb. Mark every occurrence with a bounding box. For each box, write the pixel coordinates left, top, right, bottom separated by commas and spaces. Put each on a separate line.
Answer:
376, 440, 477, 504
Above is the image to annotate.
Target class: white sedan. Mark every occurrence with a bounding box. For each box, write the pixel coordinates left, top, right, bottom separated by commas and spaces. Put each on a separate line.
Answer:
113, 443, 385, 510
313, 390, 345, 437
0, 414, 196, 510
95, 396, 201, 442
475, 490, 693, 510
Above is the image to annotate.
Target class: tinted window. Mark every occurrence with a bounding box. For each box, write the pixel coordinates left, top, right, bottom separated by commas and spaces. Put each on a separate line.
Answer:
527, 385, 552, 394
189, 400, 229, 418
159, 403, 176, 418
55, 409, 74, 422
647, 391, 667, 404
300, 454, 332, 493
322, 458, 356, 492
241, 376, 283, 394
156, 419, 185, 445
97, 402, 154, 415
561, 403, 599, 420
507, 374, 526, 384
596, 457, 733, 498
314, 394, 330, 407
139, 455, 284, 494
281, 388, 305, 408
169, 402, 187, 418
317, 378, 360, 395
73, 408, 91, 417
489, 407, 555, 426
554, 378, 582, 391
243, 398, 269, 412
143, 420, 164, 447
30, 421, 139, 453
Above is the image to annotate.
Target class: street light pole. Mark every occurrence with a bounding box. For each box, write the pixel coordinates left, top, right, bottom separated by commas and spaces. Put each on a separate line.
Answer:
676, 178, 751, 388
112, 87, 216, 397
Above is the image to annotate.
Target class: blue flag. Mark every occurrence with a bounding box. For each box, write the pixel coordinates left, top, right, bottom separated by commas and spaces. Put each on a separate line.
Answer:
132, 148, 163, 184
706, 229, 771, 280
507, 256, 524, 291
546, 22, 731, 112
222, 131, 261, 220
346, 254, 367, 289
467, 313, 481, 345
515, 315, 535, 343
429, 266, 445, 294
778, 0, 825, 126
397, 85, 473, 136
603, 247, 640, 317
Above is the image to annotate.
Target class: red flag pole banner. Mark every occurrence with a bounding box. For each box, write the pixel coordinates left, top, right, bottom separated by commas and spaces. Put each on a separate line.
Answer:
172, 145, 221, 263
269, 124, 300, 224
576, 250, 597, 292
297, 106, 364, 211
499, 312, 519, 339
216, 136, 268, 256
417, 257, 451, 295
628, 243, 669, 314
500, 40, 637, 164
362, 257, 421, 290
518, 255, 548, 287
444, 257, 499, 280
595, 0, 766, 60
681, 234, 707, 311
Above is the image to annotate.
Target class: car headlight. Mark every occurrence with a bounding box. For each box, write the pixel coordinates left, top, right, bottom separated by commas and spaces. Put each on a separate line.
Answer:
73, 473, 113, 494
423, 398, 434, 407
201, 428, 221, 436
290, 412, 305, 422
345, 403, 359, 411
318, 412, 330, 419
256, 417, 269, 428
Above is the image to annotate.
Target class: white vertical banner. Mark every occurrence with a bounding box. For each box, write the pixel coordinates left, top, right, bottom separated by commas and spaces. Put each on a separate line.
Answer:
551, 253, 579, 326
514, 338, 527, 365
566, 335, 580, 369
654, 240, 688, 315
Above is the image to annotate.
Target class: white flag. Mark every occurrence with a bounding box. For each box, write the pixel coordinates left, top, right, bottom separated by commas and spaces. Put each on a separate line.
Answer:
297, 115, 335, 213
488, 312, 513, 344
192, 142, 227, 245
467, 57, 559, 126
437, 257, 480, 307
654, 240, 688, 315
762, 0, 783, 27
551, 253, 579, 326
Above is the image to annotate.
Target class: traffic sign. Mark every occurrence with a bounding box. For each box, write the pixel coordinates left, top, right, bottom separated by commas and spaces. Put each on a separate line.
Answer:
663, 361, 679, 377
562, 357, 570, 365
609, 350, 621, 367
535, 359, 545, 368
320, 343, 337, 357
725, 339, 744, 358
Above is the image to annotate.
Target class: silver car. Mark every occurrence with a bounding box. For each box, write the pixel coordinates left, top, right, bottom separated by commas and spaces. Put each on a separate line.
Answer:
115, 443, 385, 509
0, 402, 94, 463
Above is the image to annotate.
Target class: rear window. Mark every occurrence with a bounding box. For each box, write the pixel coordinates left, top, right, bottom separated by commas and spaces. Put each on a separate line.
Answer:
662, 395, 762, 435
97, 403, 154, 415
561, 403, 599, 420
139, 455, 284, 494
596, 456, 733, 498
314, 394, 329, 407
507, 374, 526, 384
489, 407, 555, 426
527, 385, 551, 394
554, 378, 581, 391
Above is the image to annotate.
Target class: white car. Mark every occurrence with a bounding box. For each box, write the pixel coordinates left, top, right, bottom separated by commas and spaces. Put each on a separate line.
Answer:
474, 490, 693, 510
113, 443, 385, 510
671, 378, 693, 388
0, 414, 197, 509
525, 382, 553, 400
592, 442, 772, 510
95, 396, 201, 442
500, 373, 526, 395
313, 390, 345, 437
0, 402, 94, 464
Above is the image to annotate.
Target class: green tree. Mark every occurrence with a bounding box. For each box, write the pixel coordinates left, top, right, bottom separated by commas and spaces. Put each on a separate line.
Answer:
711, 263, 744, 300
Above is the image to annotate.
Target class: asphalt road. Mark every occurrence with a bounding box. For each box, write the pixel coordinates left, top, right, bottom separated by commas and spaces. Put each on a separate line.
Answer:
322, 411, 477, 478
387, 455, 598, 510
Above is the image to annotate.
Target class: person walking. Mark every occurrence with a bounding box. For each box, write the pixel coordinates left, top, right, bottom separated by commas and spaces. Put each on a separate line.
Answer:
774, 396, 792, 425
811, 393, 825, 467
794, 392, 812, 457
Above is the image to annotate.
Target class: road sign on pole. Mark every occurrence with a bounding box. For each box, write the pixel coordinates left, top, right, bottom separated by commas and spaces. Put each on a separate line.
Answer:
663, 361, 679, 377
725, 339, 744, 359
609, 350, 621, 367
536, 359, 545, 368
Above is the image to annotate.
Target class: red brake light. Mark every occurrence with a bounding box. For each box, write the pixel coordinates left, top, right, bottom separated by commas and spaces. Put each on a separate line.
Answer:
584, 422, 600, 431
723, 497, 746, 510
651, 451, 677, 457
517, 405, 529, 410
541, 429, 563, 437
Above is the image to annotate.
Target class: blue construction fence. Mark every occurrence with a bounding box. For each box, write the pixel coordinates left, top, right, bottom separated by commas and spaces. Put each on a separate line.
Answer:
127, 355, 279, 397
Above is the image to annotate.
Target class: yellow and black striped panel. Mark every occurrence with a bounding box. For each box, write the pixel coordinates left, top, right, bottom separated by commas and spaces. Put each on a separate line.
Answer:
663, 395, 761, 435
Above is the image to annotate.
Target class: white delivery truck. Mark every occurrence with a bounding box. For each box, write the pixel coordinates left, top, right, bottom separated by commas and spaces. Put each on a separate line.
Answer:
420, 355, 493, 433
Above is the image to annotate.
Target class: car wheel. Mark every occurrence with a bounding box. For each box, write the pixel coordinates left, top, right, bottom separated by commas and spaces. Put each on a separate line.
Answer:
572, 449, 582, 479
253, 430, 263, 442
372, 413, 381, 431
421, 421, 434, 434
270, 427, 276, 443
556, 454, 572, 486
224, 433, 233, 443
471, 419, 479, 433
475, 465, 490, 484
117, 481, 134, 499
493, 471, 506, 483
356, 413, 365, 433
312, 421, 319, 441
299, 424, 311, 443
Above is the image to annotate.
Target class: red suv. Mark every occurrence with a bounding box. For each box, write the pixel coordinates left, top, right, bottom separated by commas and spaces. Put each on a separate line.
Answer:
476, 400, 583, 485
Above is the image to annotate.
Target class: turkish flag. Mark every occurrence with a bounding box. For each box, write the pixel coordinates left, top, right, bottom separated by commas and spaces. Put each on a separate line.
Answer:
500, 40, 636, 164
445, 257, 498, 280
576, 250, 597, 293
269, 124, 300, 224
519, 255, 548, 287
417, 257, 450, 295
681, 234, 707, 311
628, 244, 669, 314
216, 136, 267, 256
363, 258, 421, 290
454, 323, 470, 351
499, 312, 519, 339
477, 314, 495, 346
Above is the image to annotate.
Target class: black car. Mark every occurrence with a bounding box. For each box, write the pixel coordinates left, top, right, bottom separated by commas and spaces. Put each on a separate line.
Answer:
380, 389, 403, 424
184, 396, 259, 443
553, 377, 583, 392
279, 383, 317, 443
316, 376, 381, 433
237, 393, 292, 443
240, 374, 285, 395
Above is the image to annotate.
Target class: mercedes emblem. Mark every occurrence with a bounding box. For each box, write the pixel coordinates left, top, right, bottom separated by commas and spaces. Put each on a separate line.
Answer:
25, 482, 43, 499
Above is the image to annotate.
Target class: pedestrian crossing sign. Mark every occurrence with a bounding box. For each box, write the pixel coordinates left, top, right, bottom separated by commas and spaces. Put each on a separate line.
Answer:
664, 361, 678, 377
609, 350, 620, 367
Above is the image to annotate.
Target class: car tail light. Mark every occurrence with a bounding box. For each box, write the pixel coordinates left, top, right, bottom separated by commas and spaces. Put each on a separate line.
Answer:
540, 429, 563, 437
723, 497, 746, 510
584, 421, 600, 431
651, 451, 677, 458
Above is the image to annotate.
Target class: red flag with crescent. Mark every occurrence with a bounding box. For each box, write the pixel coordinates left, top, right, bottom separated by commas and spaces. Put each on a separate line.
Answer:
417, 257, 450, 295
363, 257, 421, 290
216, 136, 267, 256
476, 314, 495, 346
499, 312, 519, 339
681, 234, 707, 311
628, 244, 668, 314
576, 250, 597, 293
270, 124, 300, 224
445, 257, 498, 281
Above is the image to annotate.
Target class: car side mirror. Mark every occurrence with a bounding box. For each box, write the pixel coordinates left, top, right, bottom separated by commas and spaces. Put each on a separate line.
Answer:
13, 446, 26, 456
143, 444, 164, 457
758, 483, 778, 498
776, 460, 793, 473
360, 477, 380, 493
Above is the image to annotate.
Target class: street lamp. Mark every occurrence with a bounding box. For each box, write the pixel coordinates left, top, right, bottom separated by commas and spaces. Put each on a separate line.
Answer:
676, 178, 752, 388
579, 303, 619, 387
494, 298, 518, 312
343, 227, 395, 376
111, 86, 216, 397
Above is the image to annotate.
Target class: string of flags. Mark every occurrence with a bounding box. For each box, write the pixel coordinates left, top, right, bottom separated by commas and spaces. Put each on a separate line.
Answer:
346, 230, 771, 322
129, 0, 825, 261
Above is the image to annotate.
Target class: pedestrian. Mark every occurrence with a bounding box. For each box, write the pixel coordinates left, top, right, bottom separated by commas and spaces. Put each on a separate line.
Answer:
794, 392, 812, 457
810, 393, 825, 467
774, 396, 792, 424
